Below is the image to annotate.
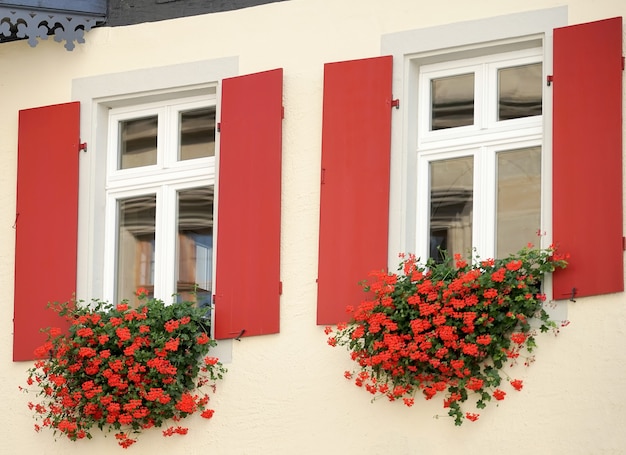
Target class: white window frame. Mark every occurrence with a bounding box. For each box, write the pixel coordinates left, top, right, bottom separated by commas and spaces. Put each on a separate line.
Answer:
382, 7, 567, 267
415, 48, 544, 262
104, 96, 217, 303
418, 48, 543, 148
72, 58, 237, 304
72, 58, 238, 360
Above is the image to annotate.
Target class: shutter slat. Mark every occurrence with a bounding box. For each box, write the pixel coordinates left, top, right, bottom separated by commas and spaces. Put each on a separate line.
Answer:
317, 56, 393, 324
552, 17, 623, 299
14, 102, 80, 361
214, 69, 283, 339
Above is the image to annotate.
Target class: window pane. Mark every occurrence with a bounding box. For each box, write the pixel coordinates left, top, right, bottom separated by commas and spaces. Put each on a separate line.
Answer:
179, 107, 216, 161
431, 73, 474, 130
116, 195, 156, 304
429, 156, 473, 261
498, 63, 542, 120
176, 186, 213, 312
496, 147, 541, 257
119, 116, 158, 169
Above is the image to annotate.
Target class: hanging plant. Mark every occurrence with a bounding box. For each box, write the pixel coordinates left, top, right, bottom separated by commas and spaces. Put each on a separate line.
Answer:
22, 289, 226, 448
326, 245, 568, 425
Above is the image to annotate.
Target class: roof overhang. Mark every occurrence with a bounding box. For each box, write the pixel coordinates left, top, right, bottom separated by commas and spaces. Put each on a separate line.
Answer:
0, 0, 106, 50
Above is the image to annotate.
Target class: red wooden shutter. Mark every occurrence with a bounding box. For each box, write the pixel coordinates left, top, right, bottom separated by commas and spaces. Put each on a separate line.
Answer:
214, 68, 283, 339
14, 102, 80, 361
552, 17, 623, 299
317, 56, 393, 325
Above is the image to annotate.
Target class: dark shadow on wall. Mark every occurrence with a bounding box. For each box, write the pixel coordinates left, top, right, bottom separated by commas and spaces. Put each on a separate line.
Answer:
107, 0, 290, 26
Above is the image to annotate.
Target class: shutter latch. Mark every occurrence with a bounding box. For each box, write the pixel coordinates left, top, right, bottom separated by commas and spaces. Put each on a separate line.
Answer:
79, 142, 87, 152
547, 75, 554, 86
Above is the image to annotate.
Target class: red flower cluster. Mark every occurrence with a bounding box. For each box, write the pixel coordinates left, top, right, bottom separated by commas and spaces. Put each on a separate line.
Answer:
25, 296, 227, 448
327, 245, 567, 425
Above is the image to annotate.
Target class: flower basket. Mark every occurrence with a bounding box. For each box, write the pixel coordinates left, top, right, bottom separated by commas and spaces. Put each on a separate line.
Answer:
23, 290, 226, 448
326, 245, 567, 424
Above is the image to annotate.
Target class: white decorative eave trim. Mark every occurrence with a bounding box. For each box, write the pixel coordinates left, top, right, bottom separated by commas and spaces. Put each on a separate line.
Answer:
0, 6, 105, 50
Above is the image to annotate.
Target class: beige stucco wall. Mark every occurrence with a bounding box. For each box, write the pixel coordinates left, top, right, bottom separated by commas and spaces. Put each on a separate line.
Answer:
1, 0, 625, 453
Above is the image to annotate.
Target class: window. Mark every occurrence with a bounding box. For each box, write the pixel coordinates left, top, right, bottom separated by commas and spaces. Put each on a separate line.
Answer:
104, 97, 217, 307
14, 60, 284, 360
415, 49, 543, 262
316, 9, 623, 325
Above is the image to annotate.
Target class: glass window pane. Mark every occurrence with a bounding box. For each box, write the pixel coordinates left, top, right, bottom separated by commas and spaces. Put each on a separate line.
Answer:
176, 186, 214, 313
429, 156, 473, 261
431, 73, 474, 130
179, 107, 216, 161
116, 195, 156, 304
119, 116, 158, 169
498, 63, 542, 120
496, 147, 541, 257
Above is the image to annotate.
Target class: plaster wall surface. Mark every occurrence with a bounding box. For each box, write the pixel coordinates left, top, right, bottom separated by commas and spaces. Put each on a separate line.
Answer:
1, 1, 625, 454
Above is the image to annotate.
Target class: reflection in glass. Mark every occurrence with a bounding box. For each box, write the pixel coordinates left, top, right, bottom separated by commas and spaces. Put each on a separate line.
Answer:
119, 116, 158, 169
179, 107, 216, 161
176, 186, 214, 312
431, 73, 474, 130
498, 63, 542, 121
116, 195, 156, 305
496, 147, 541, 257
429, 157, 473, 262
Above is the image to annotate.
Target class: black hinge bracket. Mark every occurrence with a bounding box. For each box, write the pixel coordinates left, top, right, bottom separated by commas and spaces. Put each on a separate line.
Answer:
622, 236, 626, 251
391, 99, 400, 109
217, 122, 221, 133
279, 281, 283, 295
622, 56, 625, 70
547, 75, 554, 86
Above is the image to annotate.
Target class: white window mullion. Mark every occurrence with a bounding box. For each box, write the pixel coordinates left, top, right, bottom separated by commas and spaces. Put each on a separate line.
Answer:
415, 155, 430, 264
104, 95, 216, 305
163, 105, 177, 168
474, 146, 496, 260
155, 186, 176, 302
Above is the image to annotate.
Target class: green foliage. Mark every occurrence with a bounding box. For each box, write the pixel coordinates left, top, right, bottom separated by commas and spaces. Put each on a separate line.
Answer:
24, 291, 226, 448
327, 245, 568, 425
